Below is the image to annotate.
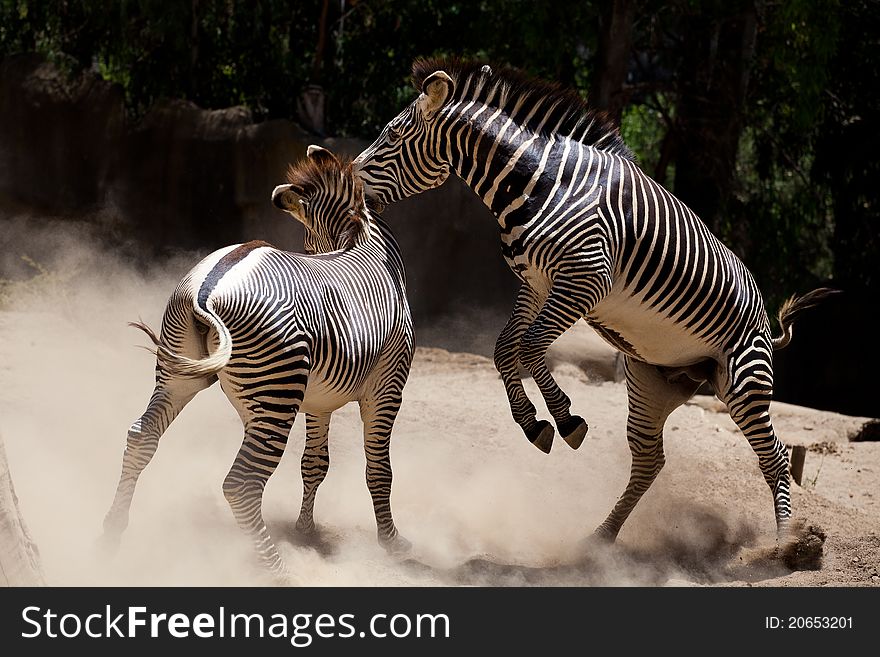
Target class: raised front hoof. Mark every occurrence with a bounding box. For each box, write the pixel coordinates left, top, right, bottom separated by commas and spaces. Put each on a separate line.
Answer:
380, 532, 412, 556
525, 420, 554, 454
558, 415, 588, 450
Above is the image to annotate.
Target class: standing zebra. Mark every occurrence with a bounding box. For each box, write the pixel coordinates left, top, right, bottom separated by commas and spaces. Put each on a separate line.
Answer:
353, 57, 836, 546
102, 146, 414, 581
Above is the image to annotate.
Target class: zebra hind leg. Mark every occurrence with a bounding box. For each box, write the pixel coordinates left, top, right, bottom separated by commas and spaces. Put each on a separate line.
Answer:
221, 347, 309, 584
592, 357, 702, 543
102, 375, 210, 553
360, 381, 411, 555
223, 404, 299, 583
715, 343, 793, 545
295, 412, 331, 534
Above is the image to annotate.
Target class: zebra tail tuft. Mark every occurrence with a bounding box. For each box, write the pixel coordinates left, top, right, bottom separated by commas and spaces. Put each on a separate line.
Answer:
129, 315, 232, 378
772, 287, 842, 350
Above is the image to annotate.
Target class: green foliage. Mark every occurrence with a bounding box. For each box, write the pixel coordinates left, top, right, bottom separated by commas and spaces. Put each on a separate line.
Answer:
328, 0, 600, 135
0, 0, 604, 133
620, 101, 669, 177
0, 0, 317, 120
733, 126, 835, 306
751, 0, 840, 152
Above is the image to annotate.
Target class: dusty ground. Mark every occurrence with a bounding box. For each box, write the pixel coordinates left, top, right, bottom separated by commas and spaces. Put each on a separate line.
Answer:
1, 219, 878, 588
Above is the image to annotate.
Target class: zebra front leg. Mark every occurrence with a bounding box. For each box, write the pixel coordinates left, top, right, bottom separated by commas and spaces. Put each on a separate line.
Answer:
493, 284, 555, 452
295, 412, 331, 534
519, 277, 607, 451
360, 386, 410, 555
102, 377, 208, 551
593, 357, 702, 542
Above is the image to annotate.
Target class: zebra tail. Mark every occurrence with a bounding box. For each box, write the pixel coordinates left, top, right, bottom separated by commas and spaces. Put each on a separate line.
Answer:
772, 287, 841, 350
129, 311, 232, 378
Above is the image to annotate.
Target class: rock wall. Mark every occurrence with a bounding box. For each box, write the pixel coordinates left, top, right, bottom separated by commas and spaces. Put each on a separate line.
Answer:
0, 54, 518, 333
0, 54, 123, 213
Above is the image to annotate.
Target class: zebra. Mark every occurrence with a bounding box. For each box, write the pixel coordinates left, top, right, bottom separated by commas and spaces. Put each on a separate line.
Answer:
102, 146, 414, 581
352, 57, 837, 547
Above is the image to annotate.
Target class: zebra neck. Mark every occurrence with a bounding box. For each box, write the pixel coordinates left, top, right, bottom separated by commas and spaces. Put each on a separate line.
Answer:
366, 215, 395, 247
362, 218, 402, 263
367, 217, 406, 286
444, 105, 590, 230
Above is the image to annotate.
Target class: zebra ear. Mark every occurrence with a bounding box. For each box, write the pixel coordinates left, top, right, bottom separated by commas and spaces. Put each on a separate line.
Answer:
306, 144, 337, 164
271, 183, 307, 221
419, 70, 455, 119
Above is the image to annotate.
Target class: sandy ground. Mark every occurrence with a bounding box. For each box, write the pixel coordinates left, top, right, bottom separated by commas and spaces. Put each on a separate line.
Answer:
1, 220, 878, 588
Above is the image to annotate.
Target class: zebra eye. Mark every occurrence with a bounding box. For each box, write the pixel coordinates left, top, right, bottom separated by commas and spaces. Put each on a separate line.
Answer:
388, 127, 402, 143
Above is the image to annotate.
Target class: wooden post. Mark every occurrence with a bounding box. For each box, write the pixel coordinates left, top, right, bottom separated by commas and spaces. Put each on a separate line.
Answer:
790, 445, 807, 486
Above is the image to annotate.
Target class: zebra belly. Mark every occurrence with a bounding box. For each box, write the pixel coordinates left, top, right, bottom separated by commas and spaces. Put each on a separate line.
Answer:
587, 293, 714, 367
300, 376, 356, 414
300, 344, 394, 414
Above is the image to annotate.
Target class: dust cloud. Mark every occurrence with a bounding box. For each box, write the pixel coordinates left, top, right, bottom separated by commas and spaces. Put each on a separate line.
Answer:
0, 211, 767, 588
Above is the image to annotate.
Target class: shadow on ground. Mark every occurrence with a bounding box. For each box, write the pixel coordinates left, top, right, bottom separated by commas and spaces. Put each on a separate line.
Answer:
272, 503, 825, 587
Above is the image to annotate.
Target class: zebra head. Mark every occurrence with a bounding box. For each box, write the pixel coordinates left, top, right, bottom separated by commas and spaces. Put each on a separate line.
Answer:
272, 145, 370, 254
353, 63, 458, 206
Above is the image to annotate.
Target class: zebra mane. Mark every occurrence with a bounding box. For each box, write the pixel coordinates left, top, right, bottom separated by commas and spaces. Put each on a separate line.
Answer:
411, 57, 634, 161
285, 154, 367, 249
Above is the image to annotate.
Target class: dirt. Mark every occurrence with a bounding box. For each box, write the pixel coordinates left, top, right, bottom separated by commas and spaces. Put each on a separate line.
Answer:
0, 224, 878, 589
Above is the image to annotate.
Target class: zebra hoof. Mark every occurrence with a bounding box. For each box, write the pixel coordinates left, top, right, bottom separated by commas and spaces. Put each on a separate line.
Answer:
559, 415, 588, 450
271, 567, 297, 587
578, 527, 617, 554
380, 533, 412, 555
575, 528, 617, 560
525, 420, 554, 454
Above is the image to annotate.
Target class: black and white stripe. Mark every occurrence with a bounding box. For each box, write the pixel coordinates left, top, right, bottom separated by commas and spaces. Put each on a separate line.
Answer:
103, 147, 413, 581
354, 58, 836, 545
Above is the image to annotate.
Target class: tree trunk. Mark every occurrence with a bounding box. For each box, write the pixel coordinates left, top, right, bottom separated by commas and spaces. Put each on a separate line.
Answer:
297, 0, 331, 135
590, 0, 635, 127
0, 434, 45, 586
671, 3, 757, 236
189, 0, 200, 99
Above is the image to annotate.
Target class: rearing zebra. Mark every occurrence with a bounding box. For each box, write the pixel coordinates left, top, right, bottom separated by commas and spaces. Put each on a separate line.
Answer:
103, 146, 414, 581
353, 57, 836, 545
